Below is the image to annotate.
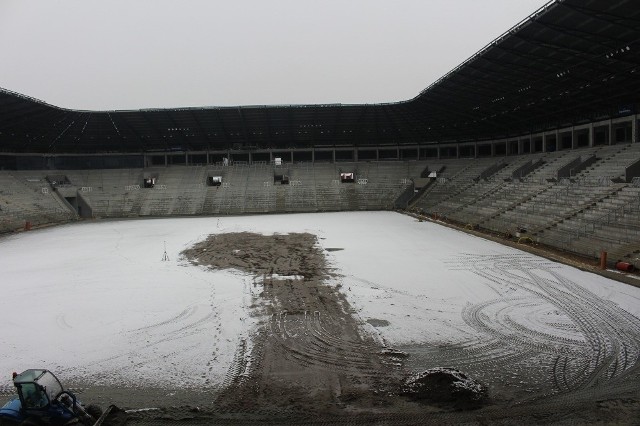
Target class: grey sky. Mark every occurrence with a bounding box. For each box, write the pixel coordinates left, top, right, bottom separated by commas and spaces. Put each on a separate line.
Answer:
0, 0, 550, 110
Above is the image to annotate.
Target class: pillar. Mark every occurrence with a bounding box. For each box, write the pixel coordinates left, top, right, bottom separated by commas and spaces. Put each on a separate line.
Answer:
609, 119, 614, 145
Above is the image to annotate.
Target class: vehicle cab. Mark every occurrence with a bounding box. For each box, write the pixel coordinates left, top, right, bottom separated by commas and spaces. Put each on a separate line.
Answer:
0, 369, 80, 424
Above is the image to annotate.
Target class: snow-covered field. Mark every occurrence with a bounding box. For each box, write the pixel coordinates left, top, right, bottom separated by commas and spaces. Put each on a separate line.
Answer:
1, 211, 639, 390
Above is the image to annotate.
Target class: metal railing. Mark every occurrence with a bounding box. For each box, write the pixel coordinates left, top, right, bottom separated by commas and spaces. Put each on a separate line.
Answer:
565, 192, 640, 244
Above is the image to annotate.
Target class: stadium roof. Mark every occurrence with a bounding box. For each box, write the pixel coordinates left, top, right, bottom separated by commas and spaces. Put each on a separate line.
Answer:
1, 0, 639, 154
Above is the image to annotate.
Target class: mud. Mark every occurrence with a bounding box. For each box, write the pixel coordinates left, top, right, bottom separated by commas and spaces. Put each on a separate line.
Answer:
181, 232, 405, 417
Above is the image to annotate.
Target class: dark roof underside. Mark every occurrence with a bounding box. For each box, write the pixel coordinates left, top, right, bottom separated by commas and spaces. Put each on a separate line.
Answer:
1, 0, 639, 154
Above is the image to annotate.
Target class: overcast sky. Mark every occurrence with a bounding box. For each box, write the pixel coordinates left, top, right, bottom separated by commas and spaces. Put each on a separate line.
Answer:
0, 0, 550, 110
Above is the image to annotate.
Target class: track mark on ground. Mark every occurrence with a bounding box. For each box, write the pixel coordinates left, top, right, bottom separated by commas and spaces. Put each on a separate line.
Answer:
449, 253, 640, 398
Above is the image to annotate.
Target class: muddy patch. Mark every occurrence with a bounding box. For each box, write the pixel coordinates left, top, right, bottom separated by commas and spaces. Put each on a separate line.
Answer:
181, 232, 404, 416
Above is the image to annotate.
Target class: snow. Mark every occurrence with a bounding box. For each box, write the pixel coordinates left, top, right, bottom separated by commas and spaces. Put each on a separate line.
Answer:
1, 211, 639, 390
0, 219, 254, 389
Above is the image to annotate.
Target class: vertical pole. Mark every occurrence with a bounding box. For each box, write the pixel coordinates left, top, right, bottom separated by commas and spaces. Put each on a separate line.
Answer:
609, 119, 614, 145
600, 251, 607, 270
530, 133, 535, 153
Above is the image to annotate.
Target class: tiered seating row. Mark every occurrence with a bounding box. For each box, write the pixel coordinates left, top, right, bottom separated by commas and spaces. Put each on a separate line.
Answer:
413, 144, 640, 266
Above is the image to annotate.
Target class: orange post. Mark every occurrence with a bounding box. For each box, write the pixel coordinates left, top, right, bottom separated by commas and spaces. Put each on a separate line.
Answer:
599, 251, 607, 270
24, 221, 32, 231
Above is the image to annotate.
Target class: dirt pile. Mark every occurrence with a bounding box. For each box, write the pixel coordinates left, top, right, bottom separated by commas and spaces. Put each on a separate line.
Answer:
401, 367, 488, 408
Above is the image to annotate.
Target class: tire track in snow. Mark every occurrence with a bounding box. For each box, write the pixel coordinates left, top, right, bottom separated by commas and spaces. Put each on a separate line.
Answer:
267, 311, 389, 373
450, 253, 640, 399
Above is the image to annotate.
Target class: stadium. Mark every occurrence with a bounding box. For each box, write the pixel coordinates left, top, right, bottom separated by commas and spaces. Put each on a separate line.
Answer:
1, 0, 640, 424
